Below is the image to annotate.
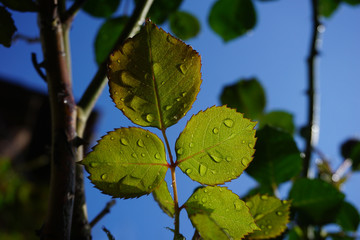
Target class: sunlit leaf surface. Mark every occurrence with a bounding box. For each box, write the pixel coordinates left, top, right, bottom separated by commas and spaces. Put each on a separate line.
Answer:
82, 128, 168, 199
185, 186, 259, 239
108, 20, 201, 129
176, 106, 256, 185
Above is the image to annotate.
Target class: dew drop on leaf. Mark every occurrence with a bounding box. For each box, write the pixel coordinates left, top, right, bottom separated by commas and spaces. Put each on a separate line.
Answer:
90, 162, 98, 168
276, 211, 283, 216
181, 92, 186, 97
248, 143, 254, 148
233, 200, 242, 211
176, 97, 181, 101
260, 195, 268, 200
204, 188, 208, 193
201, 197, 207, 203
250, 223, 258, 230
101, 174, 107, 180
223, 118, 234, 128
154, 153, 161, 160
153, 62, 161, 76
208, 153, 222, 163
225, 156, 232, 162
137, 139, 145, 148
145, 114, 154, 123
177, 148, 184, 155
267, 225, 273, 229
212, 127, 219, 134
166, 35, 177, 44
131, 153, 137, 158
110, 137, 115, 140
165, 105, 172, 110
254, 213, 264, 221
120, 138, 128, 146
189, 142, 194, 148
241, 157, 250, 166
141, 153, 145, 157
282, 200, 288, 204
179, 64, 187, 74
242, 140, 246, 144
114, 91, 118, 95
199, 163, 207, 176
185, 168, 192, 174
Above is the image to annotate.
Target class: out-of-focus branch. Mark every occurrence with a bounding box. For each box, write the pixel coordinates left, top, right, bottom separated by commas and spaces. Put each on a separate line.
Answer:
303, 0, 322, 177
89, 200, 116, 228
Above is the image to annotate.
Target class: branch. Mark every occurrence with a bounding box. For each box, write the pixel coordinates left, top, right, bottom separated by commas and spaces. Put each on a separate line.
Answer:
31, 52, 47, 82
303, 0, 322, 177
37, 0, 77, 239
77, 0, 154, 135
90, 200, 116, 228
61, 0, 87, 26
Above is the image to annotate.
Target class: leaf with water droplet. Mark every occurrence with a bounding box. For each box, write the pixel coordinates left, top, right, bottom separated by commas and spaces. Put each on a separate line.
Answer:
245, 126, 302, 192
81, 127, 168, 199
152, 180, 175, 218
246, 194, 291, 239
108, 20, 201, 129
176, 106, 257, 185
185, 186, 259, 239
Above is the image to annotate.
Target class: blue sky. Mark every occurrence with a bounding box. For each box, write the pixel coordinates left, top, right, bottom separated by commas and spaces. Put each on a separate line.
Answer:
1, 0, 359, 239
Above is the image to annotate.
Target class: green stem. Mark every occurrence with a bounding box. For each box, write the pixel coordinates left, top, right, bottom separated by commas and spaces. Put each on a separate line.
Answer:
303, 0, 321, 177
161, 129, 180, 237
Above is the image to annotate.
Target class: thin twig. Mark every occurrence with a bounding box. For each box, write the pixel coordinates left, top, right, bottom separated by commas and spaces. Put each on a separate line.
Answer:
31, 52, 47, 82
303, 0, 322, 177
90, 200, 116, 228
61, 0, 87, 26
13, 33, 40, 43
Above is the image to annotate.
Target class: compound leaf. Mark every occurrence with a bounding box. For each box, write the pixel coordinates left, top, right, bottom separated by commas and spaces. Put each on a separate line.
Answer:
0, 6, 17, 48
209, 0, 256, 42
246, 195, 290, 239
82, 0, 120, 18
220, 78, 265, 119
152, 179, 175, 218
245, 126, 302, 189
82, 127, 168, 199
169, 11, 201, 40
259, 111, 295, 135
289, 178, 345, 224
108, 20, 201, 129
176, 106, 256, 185
185, 186, 259, 239
94, 16, 128, 65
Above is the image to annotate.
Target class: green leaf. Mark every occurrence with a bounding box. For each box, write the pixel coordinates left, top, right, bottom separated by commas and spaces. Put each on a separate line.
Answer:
289, 178, 345, 224
242, 185, 274, 198
0, 6, 17, 48
220, 78, 265, 119
82, 127, 169, 199
82, 0, 120, 18
176, 106, 256, 185
208, 0, 257, 42
0, 0, 37, 12
341, 139, 360, 171
94, 16, 128, 65
246, 195, 290, 239
152, 180, 175, 217
137, 0, 183, 24
319, 0, 341, 18
335, 201, 360, 232
108, 20, 201, 129
245, 126, 302, 188
343, 0, 360, 5
185, 186, 260, 239
169, 11, 201, 40
259, 111, 295, 135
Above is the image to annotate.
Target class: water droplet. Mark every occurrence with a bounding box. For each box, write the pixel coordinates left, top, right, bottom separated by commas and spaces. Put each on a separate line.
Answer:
146, 134, 150, 138
188, 143, 194, 148
210, 169, 216, 174
181, 92, 186, 97
241, 140, 246, 144
254, 214, 264, 221
201, 197, 207, 203
199, 163, 207, 176
212, 127, 219, 134
185, 168, 192, 174
261, 195, 268, 200
119, 150, 123, 154
276, 211, 283, 216
148, 185, 152, 190
114, 91, 118, 95
209, 153, 222, 163
153, 63, 161, 76
223, 119, 234, 128
145, 114, 154, 123
137, 139, 145, 148
250, 223, 258, 230
117, 59, 120, 63
110, 137, 115, 140
179, 64, 187, 74
120, 138, 128, 146
282, 200, 288, 204
260, 225, 265, 229
241, 157, 250, 166
166, 35, 177, 44
154, 153, 161, 160
161, 81, 165, 85
90, 162, 98, 168
204, 189, 208, 193
248, 143, 254, 149
246, 201, 253, 208
101, 174, 107, 180
194, 195, 198, 200
120, 98, 125, 101
144, 73, 152, 81
141, 153, 145, 157
234, 200, 242, 210
267, 225, 272, 229
225, 156, 232, 162
131, 153, 137, 158
176, 148, 184, 155
231, 171, 236, 176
